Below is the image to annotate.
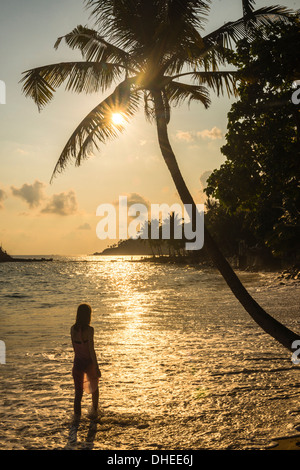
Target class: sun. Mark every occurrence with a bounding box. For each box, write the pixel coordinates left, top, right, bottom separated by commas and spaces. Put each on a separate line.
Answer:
111, 112, 125, 126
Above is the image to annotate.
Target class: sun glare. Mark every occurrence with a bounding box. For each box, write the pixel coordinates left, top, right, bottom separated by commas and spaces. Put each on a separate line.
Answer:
112, 112, 125, 126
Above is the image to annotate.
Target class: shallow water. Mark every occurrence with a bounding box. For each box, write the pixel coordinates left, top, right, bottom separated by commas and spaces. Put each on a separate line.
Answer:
0, 256, 299, 450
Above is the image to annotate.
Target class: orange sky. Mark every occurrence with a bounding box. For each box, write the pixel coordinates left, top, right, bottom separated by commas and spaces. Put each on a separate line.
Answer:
0, 0, 298, 255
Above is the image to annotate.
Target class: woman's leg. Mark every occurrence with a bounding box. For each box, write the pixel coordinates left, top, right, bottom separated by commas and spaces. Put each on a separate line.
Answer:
74, 389, 83, 416
92, 387, 99, 411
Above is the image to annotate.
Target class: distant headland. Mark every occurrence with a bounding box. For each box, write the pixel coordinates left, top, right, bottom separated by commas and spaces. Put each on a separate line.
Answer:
92, 237, 207, 266
0, 246, 13, 261
0, 246, 53, 263
93, 238, 154, 256
92, 237, 300, 279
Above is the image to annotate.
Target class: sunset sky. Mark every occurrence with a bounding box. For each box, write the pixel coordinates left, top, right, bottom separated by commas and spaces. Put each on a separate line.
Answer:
0, 0, 298, 255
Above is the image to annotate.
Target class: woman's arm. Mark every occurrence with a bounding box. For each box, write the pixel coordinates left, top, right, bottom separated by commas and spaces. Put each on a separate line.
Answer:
88, 327, 101, 377
70, 325, 75, 349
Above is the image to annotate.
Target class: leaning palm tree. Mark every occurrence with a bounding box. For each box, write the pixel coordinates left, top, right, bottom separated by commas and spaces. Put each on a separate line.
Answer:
21, 0, 299, 351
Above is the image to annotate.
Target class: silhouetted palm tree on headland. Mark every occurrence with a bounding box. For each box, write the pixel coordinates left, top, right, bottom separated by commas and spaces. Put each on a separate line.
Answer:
21, 0, 299, 351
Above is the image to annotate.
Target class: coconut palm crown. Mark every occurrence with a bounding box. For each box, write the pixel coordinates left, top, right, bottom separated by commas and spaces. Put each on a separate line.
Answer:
21, 0, 300, 352
21, 0, 293, 180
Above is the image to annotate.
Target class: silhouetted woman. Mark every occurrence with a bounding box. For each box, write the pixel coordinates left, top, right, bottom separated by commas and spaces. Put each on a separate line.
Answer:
71, 303, 101, 420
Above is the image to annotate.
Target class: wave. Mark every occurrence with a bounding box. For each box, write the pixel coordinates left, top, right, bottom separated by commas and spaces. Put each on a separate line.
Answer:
4, 293, 31, 299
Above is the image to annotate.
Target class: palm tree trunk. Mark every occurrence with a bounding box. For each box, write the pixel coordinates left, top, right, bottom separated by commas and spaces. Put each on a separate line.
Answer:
153, 90, 300, 352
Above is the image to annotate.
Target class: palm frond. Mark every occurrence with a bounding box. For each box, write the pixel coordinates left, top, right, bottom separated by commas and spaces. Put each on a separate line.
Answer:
162, 40, 233, 78
85, 1, 210, 59
166, 81, 211, 109
191, 71, 238, 97
204, 6, 294, 48
20, 61, 124, 111
50, 80, 141, 181
242, 0, 256, 17
160, 0, 210, 26
143, 91, 155, 123
54, 25, 135, 70
85, 0, 149, 52
154, 0, 210, 52
143, 87, 172, 124
159, 31, 208, 75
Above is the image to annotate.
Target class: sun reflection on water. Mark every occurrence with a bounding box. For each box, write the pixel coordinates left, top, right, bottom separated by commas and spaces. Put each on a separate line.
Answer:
1, 257, 299, 449
103, 259, 152, 317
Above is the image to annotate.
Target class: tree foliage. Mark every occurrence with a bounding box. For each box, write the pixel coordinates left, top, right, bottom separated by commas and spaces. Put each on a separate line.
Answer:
205, 17, 300, 261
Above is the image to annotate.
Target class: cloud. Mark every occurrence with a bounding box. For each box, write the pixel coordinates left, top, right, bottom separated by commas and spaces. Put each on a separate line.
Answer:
11, 180, 45, 208
41, 190, 78, 216
111, 193, 150, 226
199, 170, 213, 190
78, 223, 91, 230
113, 193, 150, 209
0, 188, 7, 209
16, 148, 30, 155
197, 126, 223, 140
175, 127, 224, 143
175, 131, 194, 142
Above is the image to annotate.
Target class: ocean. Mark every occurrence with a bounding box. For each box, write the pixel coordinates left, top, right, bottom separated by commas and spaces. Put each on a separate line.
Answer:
0, 255, 299, 450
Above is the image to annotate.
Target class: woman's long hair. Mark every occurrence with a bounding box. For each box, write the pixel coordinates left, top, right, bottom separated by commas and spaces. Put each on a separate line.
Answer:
74, 303, 92, 331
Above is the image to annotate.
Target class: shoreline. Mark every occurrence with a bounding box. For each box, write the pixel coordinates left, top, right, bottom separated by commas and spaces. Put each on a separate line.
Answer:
1, 239, 298, 278
0, 257, 53, 263
1, 252, 299, 286
104, 253, 300, 279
